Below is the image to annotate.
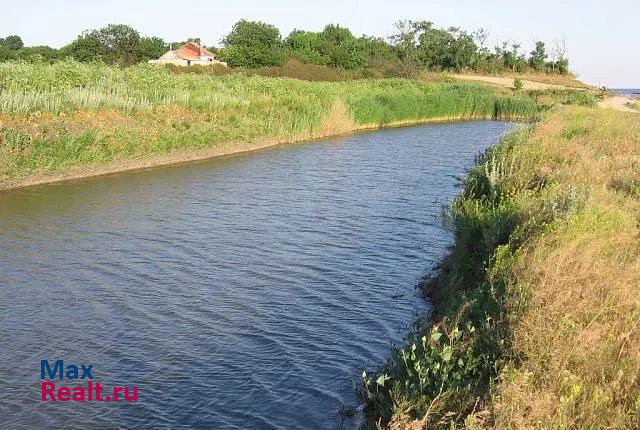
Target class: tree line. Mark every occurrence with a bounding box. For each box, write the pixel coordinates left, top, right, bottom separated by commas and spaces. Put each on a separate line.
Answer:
0, 20, 570, 76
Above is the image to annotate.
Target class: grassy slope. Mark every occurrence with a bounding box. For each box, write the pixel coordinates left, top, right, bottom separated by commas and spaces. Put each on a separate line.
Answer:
363, 106, 640, 429
0, 61, 537, 189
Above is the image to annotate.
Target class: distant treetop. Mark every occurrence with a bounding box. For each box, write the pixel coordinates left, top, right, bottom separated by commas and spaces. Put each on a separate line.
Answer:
0, 20, 571, 77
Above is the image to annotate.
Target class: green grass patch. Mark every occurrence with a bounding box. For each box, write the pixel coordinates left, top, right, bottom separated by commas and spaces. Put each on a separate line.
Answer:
0, 60, 539, 186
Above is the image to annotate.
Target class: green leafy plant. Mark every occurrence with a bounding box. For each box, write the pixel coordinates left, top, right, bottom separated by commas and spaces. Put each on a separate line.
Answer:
513, 78, 524, 91
1, 127, 31, 151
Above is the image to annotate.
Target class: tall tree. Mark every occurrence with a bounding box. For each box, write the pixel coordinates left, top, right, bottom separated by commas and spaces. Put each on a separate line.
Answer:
223, 20, 282, 50
61, 33, 103, 62
221, 20, 284, 67
0, 34, 24, 51
93, 24, 141, 65
62, 24, 164, 66
138, 36, 167, 62
285, 26, 391, 69
529, 41, 547, 71
449, 28, 478, 70
284, 30, 328, 65
389, 20, 420, 65
417, 25, 455, 69
317, 24, 367, 69
473, 28, 490, 54
551, 37, 569, 74
0, 35, 24, 50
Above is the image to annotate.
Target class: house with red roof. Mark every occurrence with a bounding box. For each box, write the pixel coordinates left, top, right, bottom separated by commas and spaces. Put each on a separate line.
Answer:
149, 42, 228, 67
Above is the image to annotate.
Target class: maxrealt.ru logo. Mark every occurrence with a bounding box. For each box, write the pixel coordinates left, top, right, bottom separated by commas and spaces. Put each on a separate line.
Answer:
40, 359, 138, 402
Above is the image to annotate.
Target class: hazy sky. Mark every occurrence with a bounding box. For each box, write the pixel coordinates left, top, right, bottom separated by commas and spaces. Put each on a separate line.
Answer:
2, 0, 638, 87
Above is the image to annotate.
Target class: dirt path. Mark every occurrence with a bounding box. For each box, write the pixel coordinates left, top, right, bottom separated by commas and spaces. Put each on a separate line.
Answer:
453, 74, 575, 90
598, 95, 638, 112
456, 74, 638, 113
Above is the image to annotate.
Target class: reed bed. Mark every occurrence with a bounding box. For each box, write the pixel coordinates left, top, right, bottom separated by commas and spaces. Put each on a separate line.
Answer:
0, 60, 537, 187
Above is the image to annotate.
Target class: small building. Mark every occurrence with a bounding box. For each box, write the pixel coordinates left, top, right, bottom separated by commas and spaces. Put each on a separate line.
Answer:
149, 42, 228, 67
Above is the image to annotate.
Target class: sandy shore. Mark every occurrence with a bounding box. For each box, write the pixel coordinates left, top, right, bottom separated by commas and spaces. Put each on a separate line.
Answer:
598, 95, 638, 112
455, 74, 638, 114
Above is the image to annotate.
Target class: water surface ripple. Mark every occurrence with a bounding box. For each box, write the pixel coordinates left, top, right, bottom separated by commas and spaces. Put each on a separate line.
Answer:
0, 121, 512, 429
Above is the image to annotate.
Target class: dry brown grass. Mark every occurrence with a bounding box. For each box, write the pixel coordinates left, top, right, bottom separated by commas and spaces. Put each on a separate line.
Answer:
418, 71, 456, 84
515, 73, 591, 89
360, 106, 639, 430
490, 107, 640, 429
453, 73, 590, 90
317, 101, 355, 137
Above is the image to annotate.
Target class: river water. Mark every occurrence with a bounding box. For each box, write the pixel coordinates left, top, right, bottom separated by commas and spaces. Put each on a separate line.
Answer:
0, 121, 512, 429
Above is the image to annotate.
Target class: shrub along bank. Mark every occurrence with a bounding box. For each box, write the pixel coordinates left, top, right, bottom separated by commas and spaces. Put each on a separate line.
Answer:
0, 60, 537, 189
362, 106, 640, 429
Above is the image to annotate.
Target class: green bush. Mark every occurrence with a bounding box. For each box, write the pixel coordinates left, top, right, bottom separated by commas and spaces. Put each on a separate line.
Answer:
221, 46, 285, 68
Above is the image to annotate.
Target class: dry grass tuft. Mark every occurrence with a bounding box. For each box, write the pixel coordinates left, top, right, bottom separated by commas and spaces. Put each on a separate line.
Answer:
317, 101, 355, 137
491, 107, 640, 429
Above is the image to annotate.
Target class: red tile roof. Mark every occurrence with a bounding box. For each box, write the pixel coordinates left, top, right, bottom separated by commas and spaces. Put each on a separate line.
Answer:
176, 42, 215, 60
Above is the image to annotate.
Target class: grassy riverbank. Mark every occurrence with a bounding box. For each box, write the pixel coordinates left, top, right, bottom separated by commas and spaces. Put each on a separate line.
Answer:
362, 106, 640, 429
0, 60, 538, 189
